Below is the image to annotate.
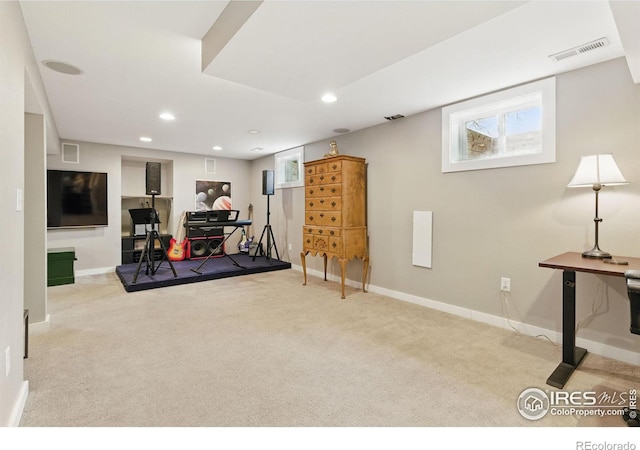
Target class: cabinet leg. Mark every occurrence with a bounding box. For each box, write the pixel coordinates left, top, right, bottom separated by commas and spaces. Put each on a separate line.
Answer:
301, 252, 307, 285
323, 254, 328, 281
362, 256, 369, 293
339, 258, 347, 299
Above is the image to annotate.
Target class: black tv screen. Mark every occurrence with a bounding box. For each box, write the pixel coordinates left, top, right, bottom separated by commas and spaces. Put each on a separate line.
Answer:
47, 170, 108, 228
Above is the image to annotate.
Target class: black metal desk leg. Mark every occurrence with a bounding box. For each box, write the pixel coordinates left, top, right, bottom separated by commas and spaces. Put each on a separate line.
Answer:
547, 269, 588, 389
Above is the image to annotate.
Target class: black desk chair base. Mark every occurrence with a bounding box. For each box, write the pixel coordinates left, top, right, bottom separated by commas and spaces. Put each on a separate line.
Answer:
624, 270, 640, 335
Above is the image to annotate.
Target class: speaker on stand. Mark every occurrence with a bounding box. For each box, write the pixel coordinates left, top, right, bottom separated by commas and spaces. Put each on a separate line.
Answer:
253, 170, 279, 262
132, 162, 177, 283
262, 169, 274, 195
145, 162, 162, 196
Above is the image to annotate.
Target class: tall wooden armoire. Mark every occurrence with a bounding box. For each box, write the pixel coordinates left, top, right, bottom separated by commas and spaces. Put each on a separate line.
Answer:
300, 155, 368, 299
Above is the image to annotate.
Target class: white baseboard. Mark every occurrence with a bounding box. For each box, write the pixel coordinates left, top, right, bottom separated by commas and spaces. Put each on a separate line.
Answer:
75, 266, 115, 277
292, 265, 640, 366
29, 314, 51, 334
6, 380, 28, 427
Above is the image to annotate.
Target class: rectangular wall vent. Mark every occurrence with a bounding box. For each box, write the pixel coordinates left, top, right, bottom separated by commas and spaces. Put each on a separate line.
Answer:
205, 158, 216, 174
61, 143, 79, 163
549, 37, 609, 62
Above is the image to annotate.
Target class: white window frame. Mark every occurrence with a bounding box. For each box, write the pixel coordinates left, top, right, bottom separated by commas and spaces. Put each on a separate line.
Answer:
442, 77, 556, 173
275, 146, 304, 189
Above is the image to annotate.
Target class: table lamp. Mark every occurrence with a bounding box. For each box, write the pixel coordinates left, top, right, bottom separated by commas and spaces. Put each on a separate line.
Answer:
567, 154, 628, 259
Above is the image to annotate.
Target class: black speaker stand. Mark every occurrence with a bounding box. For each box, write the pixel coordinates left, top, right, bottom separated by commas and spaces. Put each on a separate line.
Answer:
132, 194, 177, 283
253, 193, 279, 262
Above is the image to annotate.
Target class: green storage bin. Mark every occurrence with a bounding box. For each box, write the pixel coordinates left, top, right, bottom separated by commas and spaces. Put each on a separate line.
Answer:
47, 247, 76, 286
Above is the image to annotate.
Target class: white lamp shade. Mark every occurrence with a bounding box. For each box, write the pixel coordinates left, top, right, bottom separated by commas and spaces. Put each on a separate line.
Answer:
567, 154, 628, 187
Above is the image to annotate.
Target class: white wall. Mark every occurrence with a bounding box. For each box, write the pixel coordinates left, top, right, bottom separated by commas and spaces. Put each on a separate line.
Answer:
24, 113, 47, 324
259, 57, 640, 361
46, 141, 252, 273
0, 1, 59, 427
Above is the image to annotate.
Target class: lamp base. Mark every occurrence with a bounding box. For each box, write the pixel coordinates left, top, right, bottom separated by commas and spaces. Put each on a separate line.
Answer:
582, 247, 612, 259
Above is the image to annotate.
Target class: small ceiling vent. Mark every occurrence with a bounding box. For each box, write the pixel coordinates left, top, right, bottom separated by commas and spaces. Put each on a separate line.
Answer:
384, 114, 405, 121
549, 37, 610, 62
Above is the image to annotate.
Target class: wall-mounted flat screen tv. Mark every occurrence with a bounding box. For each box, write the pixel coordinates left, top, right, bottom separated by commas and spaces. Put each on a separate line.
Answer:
47, 170, 108, 228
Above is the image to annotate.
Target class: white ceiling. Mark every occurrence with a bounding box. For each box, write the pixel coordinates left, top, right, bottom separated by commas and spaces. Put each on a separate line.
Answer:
19, 1, 639, 160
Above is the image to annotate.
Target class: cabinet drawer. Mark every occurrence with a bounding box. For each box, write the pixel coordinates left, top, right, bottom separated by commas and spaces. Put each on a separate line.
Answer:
304, 159, 342, 176
306, 184, 341, 197
325, 159, 342, 172
303, 233, 314, 250
326, 235, 342, 253
305, 163, 328, 175
305, 164, 323, 176
306, 196, 341, 211
306, 211, 341, 227
303, 226, 340, 237
303, 234, 343, 255
313, 235, 330, 252
305, 172, 341, 187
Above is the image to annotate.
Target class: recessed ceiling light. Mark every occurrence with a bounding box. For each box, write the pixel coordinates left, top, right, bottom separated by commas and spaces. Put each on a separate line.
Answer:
250, 147, 264, 152
159, 112, 175, 121
321, 93, 337, 103
333, 128, 351, 133
42, 60, 83, 75
212, 146, 223, 151
139, 137, 152, 142
248, 130, 261, 134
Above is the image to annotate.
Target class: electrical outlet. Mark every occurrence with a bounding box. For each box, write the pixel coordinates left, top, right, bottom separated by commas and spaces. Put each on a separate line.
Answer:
5, 347, 10, 377
501, 277, 511, 292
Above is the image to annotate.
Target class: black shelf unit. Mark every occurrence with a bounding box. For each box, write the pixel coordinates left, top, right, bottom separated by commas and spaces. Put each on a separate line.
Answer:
121, 234, 172, 265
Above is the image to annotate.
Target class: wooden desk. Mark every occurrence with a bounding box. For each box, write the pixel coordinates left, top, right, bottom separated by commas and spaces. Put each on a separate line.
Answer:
539, 252, 640, 388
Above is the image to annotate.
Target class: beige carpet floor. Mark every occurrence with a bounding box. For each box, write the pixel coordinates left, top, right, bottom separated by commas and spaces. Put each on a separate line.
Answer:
19, 268, 639, 427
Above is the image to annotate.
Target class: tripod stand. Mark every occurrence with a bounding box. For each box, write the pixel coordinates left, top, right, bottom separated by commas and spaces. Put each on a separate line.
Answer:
132, 194, 177, 283
253, 193, 279, 262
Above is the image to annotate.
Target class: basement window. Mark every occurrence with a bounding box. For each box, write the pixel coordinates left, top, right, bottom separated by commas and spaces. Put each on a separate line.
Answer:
442, 77, 556, 173
275, 146, 304, 189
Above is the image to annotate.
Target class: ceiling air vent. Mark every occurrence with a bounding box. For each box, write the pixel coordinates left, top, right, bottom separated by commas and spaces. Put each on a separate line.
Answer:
384, 114, 405, 121
549, 37, 610, 62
